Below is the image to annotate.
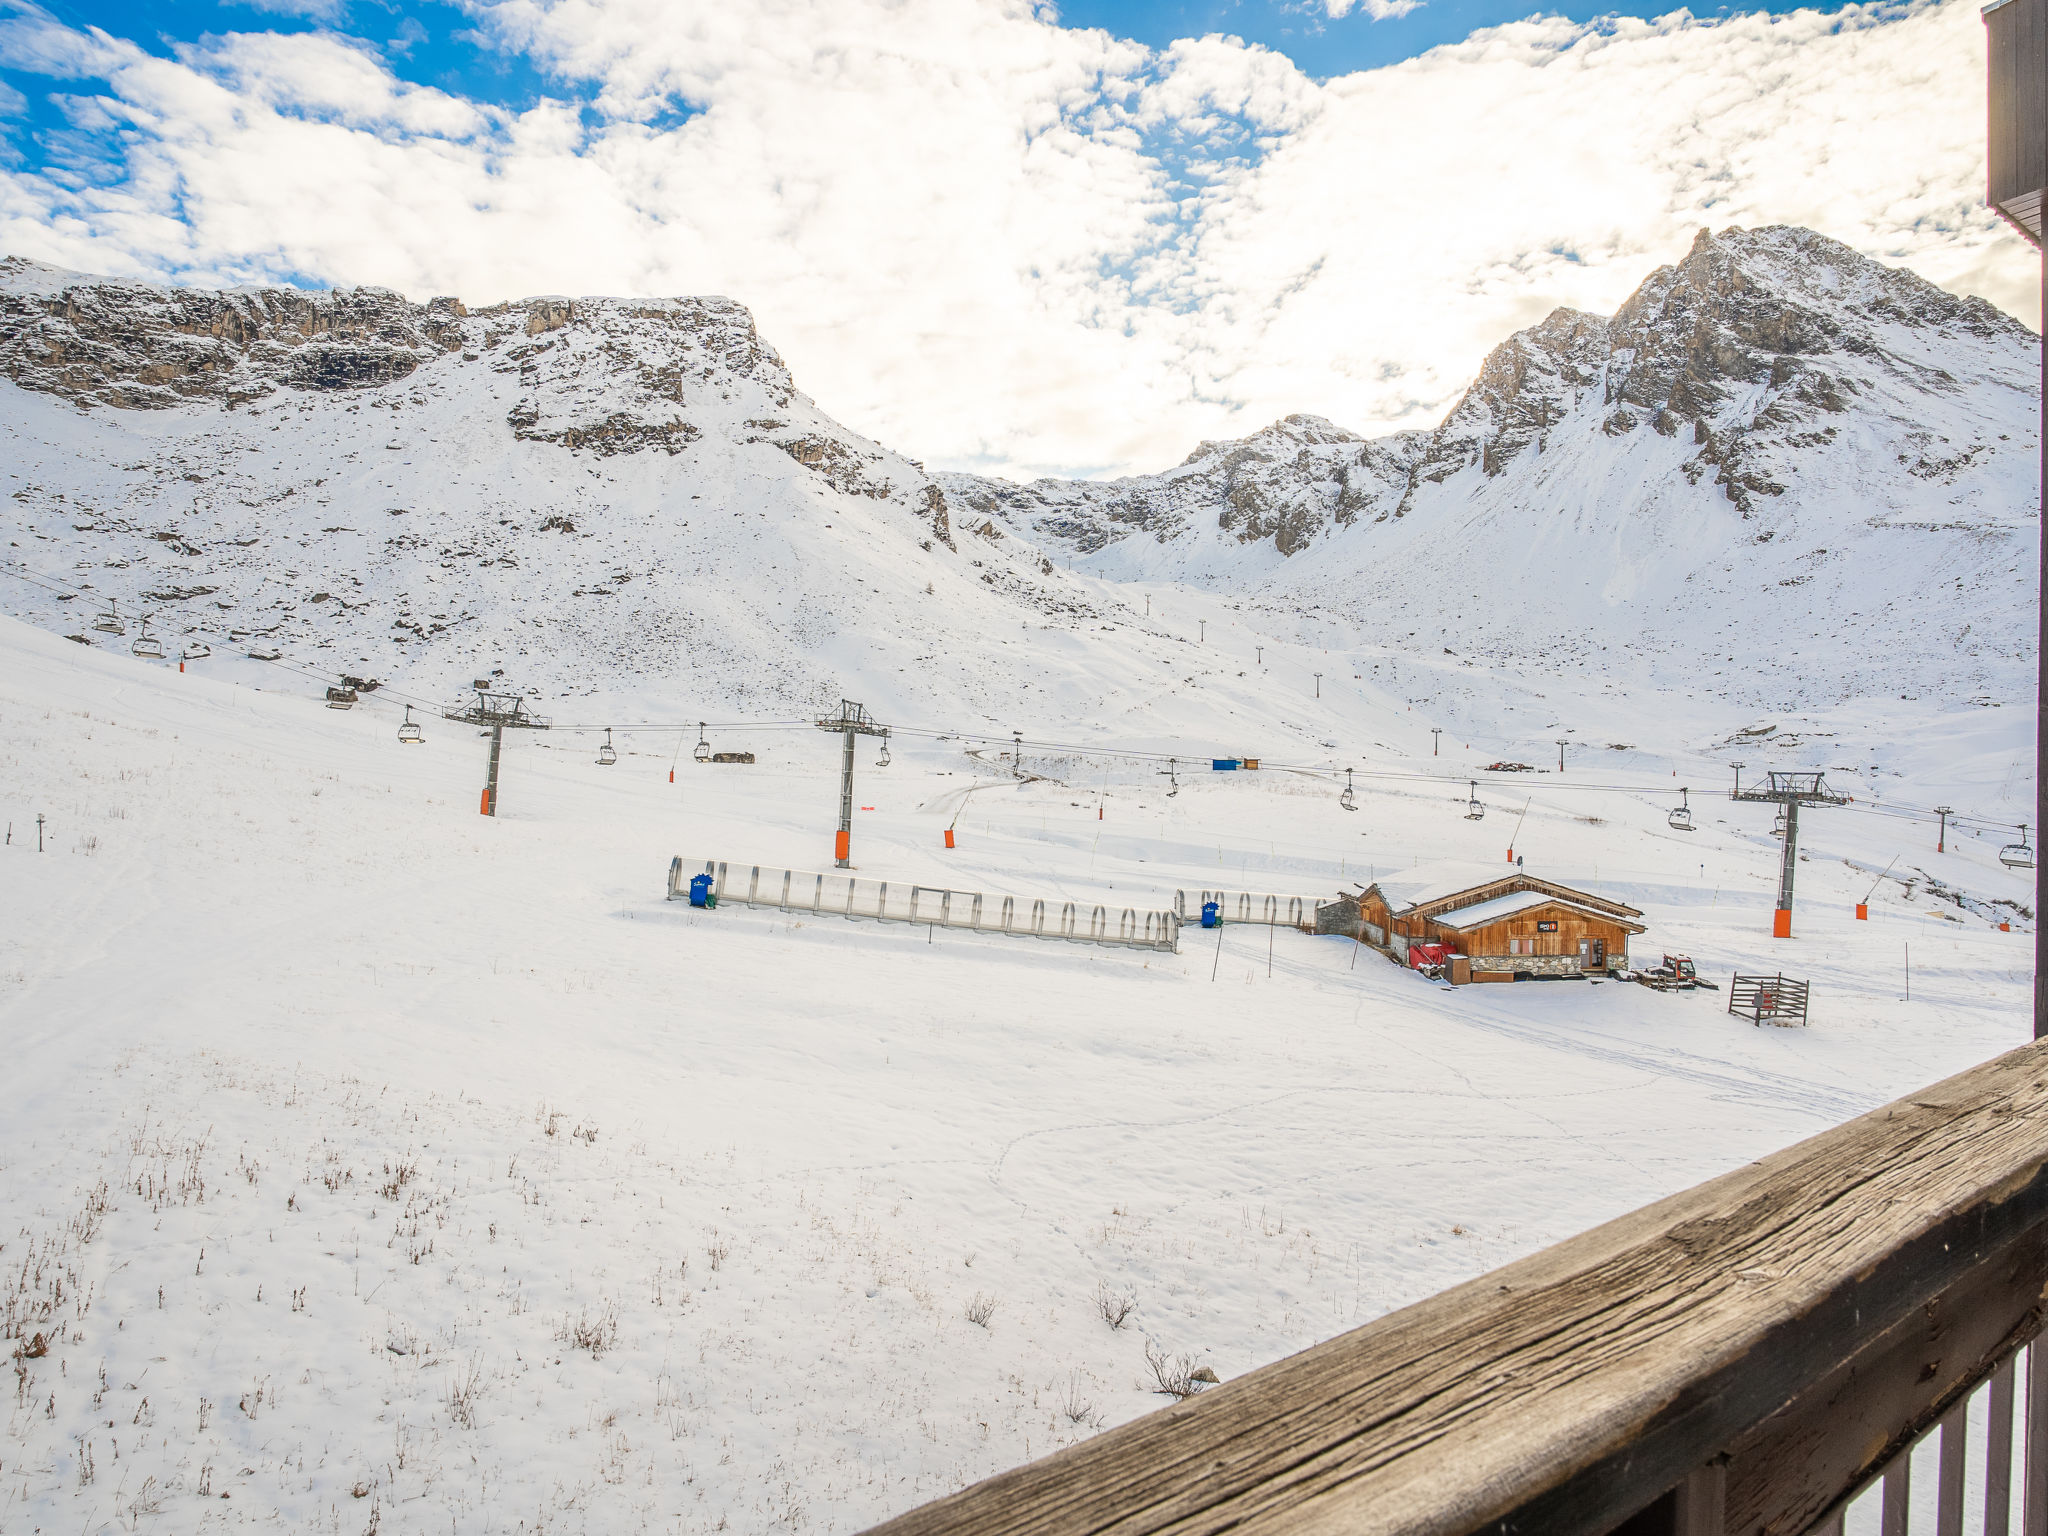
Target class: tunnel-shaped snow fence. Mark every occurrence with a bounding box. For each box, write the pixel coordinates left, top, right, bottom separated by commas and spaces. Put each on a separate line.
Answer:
669, 857, 1181, 953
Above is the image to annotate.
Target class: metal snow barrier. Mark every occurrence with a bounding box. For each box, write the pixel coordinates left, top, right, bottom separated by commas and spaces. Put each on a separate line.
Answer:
1174, 889, 1316, 930
669, 857, 1180, 953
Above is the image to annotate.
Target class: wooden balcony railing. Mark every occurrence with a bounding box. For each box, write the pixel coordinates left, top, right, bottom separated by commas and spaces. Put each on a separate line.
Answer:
867, 1040, 2048, 1536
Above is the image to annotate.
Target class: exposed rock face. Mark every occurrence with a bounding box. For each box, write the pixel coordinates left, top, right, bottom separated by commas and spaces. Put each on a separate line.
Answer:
0, 259, 460, 407
943, 225, 2038, 548
0, 261, 796, 465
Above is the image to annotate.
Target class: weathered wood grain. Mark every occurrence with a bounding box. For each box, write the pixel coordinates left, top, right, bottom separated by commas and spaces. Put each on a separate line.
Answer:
865, 1042, 2048, 1536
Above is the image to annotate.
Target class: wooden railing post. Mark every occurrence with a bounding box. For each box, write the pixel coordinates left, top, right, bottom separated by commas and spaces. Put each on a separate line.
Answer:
1937, 1397, 1970, 1536
2028, 1341, 2048, 1536
1672, 1463, 1725, 1536
1992, 1358, 2018, 1536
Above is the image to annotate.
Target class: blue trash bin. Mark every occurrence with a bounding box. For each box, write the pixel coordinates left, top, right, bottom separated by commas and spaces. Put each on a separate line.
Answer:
689, 872, 715, 908
1201, 900, 1220, 929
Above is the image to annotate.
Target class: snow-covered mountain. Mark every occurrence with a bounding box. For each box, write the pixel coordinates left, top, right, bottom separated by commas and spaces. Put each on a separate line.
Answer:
0, 226, 2037, 744
0, 257, 1104, 725
942, 227, 2041, 710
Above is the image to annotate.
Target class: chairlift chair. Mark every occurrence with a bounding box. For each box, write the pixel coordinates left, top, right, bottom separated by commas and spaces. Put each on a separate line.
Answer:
1669, 788, 1695, 833
325, 685, 358, 710
876, 734, 892, 768
1340, 768, 1357, 812
1165, 758, 1180, 798
692, 722, 711, 763
1464, 780, 1486, 821
2001, 824, 2035, 870
92, 602, 124, 636
597, 728, 618, 766
398, 706, 424, 745
130, 626, 165, 660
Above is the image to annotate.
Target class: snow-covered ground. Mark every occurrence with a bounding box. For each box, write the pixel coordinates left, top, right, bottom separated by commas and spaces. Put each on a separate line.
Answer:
0, 613, 2032, 1534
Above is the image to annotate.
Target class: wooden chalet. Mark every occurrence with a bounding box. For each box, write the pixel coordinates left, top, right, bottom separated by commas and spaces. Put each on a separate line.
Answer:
1351, 861, 1644, 983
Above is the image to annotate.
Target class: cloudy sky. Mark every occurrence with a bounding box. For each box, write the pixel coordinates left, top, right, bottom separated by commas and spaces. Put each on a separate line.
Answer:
0, 0, 2033, 478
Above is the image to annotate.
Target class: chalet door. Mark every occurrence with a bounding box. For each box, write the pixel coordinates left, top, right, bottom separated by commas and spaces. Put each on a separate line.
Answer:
1580, 938, 1604, 969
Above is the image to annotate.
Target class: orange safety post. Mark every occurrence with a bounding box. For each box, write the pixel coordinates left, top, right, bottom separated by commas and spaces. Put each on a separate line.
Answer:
1773, 908, 1792, 938
834, 829, 850, 863
1855, 903, 1869, 921
479, 788, 492, 816
944, 828, 955, 849
669, 768, 674, 783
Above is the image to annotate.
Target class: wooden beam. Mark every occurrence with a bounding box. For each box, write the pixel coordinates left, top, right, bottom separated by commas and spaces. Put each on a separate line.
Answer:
864, 1043, 2048, 1536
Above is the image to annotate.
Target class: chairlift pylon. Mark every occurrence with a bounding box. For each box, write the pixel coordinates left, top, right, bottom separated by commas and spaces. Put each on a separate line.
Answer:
1464, 780, 1486, 821
2001, 823, 2035, 870
398, 705, 424, 745
693, 722, 711, 763
1340, 767, 1356, 812
597, 728, 617, 767
1669, 787, 1695, 833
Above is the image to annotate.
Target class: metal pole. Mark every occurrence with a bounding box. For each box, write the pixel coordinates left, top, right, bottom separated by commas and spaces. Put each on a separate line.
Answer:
482, 725, 503, 817
2038, 243, 2046, 1036
1936, 805, 1953, 854
1774, 799, 1800, 938
836, 726, 855, 867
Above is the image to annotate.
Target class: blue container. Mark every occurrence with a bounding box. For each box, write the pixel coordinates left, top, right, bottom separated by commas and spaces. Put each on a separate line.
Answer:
1212, 759, 1239, 771
1201, 901, 1221, 928
688, 872, 715, 908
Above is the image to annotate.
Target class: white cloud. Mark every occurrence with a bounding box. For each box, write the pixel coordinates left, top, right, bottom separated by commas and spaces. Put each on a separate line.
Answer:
1322, 0, 1425, 21
0, 0, 2032, 478
233, 0, 352, 21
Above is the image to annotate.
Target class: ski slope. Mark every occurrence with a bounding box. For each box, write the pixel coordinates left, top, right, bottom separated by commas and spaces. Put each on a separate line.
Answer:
0, 614, 2031, 1534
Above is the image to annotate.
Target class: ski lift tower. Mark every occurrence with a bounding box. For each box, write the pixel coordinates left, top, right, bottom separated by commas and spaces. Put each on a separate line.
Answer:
1732, 771, 1849, 939
1985, 0, 2044, 1035
444, 680, 550, 817
815, 698, 889, 867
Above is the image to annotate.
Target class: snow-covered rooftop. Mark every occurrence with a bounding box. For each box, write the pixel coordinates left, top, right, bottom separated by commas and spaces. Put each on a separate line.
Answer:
1429, 889, 1556, 927
1432, 889, 1642, 932
1367, 860, 1521, 912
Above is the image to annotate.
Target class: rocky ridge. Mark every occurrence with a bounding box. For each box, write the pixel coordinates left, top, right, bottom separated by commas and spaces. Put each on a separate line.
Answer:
941, 226, 2035, 550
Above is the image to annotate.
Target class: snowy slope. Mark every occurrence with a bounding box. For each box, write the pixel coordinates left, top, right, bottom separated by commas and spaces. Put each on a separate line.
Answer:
943, 227, 2042, 714
0, 611, 2034, 1534
0, 256, 1120, 727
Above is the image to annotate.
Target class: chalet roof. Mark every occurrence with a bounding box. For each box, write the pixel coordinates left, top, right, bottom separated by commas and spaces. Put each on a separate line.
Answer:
1364, 861, 1523, 912
1362, 861, 1642, 922
1432, 888, 1648, 935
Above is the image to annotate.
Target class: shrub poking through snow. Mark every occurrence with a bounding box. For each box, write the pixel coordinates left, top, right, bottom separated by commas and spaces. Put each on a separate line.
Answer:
963, 1291, 998, 1328
1095, 1280, 1134, 1330
1145, 1343, 1214, 1399
559, 1301, 618, 1358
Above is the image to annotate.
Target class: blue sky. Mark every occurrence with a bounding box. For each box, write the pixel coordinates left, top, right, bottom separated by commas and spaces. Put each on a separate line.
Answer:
18, 0, 1862, 113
